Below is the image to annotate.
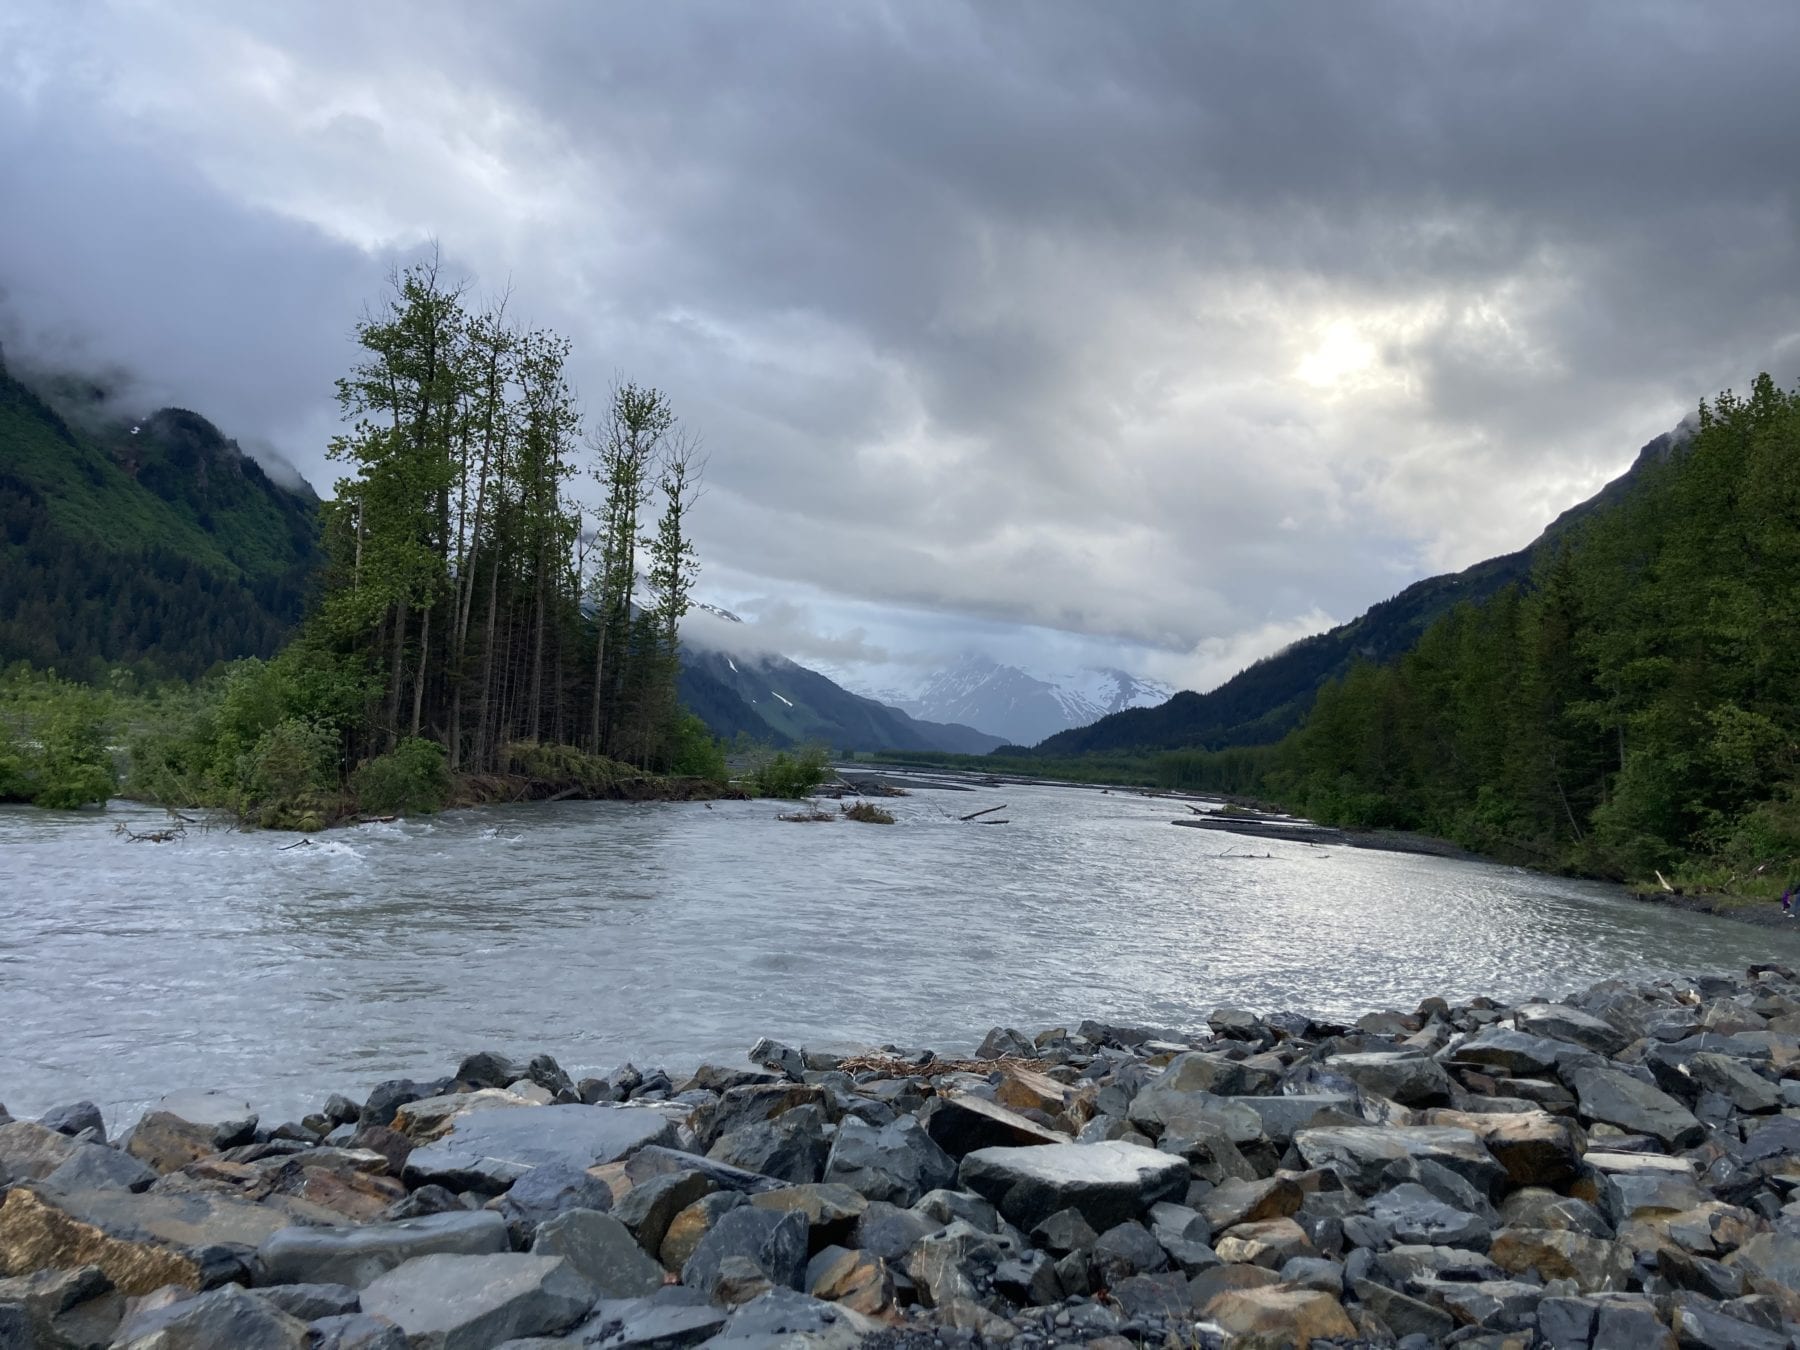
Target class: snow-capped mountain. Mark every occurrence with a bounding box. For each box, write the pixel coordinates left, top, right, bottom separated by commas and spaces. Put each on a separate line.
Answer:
888, 654, 1173, 748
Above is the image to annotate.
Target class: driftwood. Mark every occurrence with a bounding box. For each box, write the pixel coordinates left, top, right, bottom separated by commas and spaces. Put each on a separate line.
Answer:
778, 807, 835, 823
113, 821, 186, 844
959, 803, 1007, 822
278, 838, 314, 851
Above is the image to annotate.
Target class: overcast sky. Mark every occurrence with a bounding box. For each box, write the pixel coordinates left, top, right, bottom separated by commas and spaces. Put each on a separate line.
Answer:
5, 3, 1799, 693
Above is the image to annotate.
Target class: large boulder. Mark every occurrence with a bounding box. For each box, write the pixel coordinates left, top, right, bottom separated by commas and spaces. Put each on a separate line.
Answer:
256, 1211, 509, 1289
1686, 1053, 1781, 1114
821, 1117, 955, 1207
1366, 1183, 1492, 1248
691, 1085, 827, 1152
1324, 1052, 1455, 1107
569, 1287, 728, 1349
1514, 1003, 1631, 1055
680, 1208, 809, 1301
747, 1185, 868, 1254
1420, 1108, 1584, 1188
401, 1104, 676, 1194
124, 1093, 257, 1174
707, 1106, 828, 1184
1202, 1285, 1358, 1344
1488, 1226, 1634, 1292
359, 1252, 597, 1347
1444, 1027, 1570, 1077
496, 1162, 613, 1244
1567, 1067, 1704, 1148
112, 1283, 309, 1349
959, 1140, 1188, 1232
0, 1123, 81, 1182
612, 1171, 718, 1255
918, 1093, 1064, 1157
1292, 1125, 1506, 1197
532, 1209, 665, 1299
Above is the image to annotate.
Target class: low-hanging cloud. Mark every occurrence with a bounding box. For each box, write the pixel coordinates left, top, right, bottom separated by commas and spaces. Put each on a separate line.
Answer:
5, 1, 1800, 694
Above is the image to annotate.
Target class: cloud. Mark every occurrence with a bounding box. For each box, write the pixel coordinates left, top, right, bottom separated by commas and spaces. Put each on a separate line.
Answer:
5, 1, 1800, 692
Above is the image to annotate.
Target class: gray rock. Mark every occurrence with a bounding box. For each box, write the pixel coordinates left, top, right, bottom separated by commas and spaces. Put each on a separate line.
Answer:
1515, 1003, 1631, 1055
0, 1304, 28, 1350
0, 1265, 111, 1349
1352, 1277, 1456, 1342
1424, 1277, 1543, 1331
497, 1162, 614, 1243
705, 1286, 879, 1348
1278, 1255, 1344, 1293
1445, 1027, 1572, 1077
821, 1116, 955, 1207
1091, 1220, 1168, 1286
958, 1139, 1188, 1232
681, 1207, 808, 1300
1686, 1054, 1780, 1114
1568, 1067, 1704, 1148
250, 1282, 361, 1320
707, 1105, 828, 1184
851, 1202, 938, 1262
1593, 1299, 1676, 1350
1537, 1294, 1599, 1349
114, 1284, 308, 1349
918, 1093, 1064, 1157
1109, 1269, 1192, 1319
37, 1102, 105, 1143
623, 1145, 784, 1195
901, 1220, 1004, 1308
692, 1086, 827, 1152
1030, 1206, 1101, 1255
305, 1313, 409, 1350
1293, 1125, 1506, 1197
40, 1140, 159, 1194
573, 1287, 728, 1350
402, 1104, 677, 1194
145, 1090, 258, 1147
1233, 1094, 1356, 1146
613, 1172, 718, 1259
992, 1249, 1060, 1306
1367, 1183, 1493, 1248
1381, 1155, 1498, 1222
256, 1211, 509, 1289
1670, 1301, 1791, 1350
1324, 1052, 1455, 1106
0, 1122, 79, 1182
532, 1209, 665, 1298
1126, 1084, 1265, 1145
359, 1252, 597, 1348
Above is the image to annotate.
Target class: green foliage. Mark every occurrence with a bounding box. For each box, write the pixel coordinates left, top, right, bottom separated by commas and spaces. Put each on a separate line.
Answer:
502, 741, 626, 794
669, 711, 728, 781
0, 670, 119, 808
748, 744, 831, 799
842, 801, 895, 824
350, 737, 451, 816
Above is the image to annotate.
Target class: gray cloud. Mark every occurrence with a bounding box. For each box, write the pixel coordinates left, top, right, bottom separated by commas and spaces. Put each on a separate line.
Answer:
4, 1, 1799, 694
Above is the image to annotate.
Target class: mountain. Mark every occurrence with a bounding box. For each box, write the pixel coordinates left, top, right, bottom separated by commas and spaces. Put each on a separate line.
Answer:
1033, 429, 1682, 757
0, 349, 322, 680
890, 654, 1173, 747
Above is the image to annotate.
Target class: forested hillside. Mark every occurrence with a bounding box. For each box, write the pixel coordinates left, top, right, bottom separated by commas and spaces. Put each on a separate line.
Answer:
1170, 375, 1800, 887
1034, 431, 1678, 757
0, 350, 320, 679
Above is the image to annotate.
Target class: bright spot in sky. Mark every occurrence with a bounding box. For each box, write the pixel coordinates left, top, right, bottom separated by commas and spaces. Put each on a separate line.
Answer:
1295, 320, 1379, 391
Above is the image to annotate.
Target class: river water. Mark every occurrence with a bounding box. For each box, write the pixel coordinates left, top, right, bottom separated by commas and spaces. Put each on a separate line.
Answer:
4, 778, 1797, 1131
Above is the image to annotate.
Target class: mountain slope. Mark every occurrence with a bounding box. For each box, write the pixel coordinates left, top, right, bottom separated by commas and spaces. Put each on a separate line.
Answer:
680, 645, 1006, 754
1034, 430, 1680, 756
895, 654, 1173, 746
0, 350, 321, 679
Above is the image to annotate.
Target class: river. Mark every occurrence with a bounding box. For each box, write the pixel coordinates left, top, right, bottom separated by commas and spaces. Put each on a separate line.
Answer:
4, 778, 1796, 1131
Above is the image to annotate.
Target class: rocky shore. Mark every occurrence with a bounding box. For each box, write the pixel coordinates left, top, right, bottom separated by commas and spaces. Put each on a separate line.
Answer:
4, 969, 1800, 1348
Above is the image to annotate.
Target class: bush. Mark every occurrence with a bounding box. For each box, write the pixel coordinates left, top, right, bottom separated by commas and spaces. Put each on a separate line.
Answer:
351, 737, 452, 816
504, 740, 625, 794
670, 712, 728, 781
841, 801, 895, 824
749, 744, 830, 799
0, 675, 118, 809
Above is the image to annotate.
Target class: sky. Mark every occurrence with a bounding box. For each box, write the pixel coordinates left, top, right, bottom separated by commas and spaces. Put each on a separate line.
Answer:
4, 2, 1800, 696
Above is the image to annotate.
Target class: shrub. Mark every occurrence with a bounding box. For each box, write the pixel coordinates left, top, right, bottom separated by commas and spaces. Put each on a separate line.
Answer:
670, 712, 728, 781
351, 737, 451, 816
749, 745, 830, 799
841, 801, 895, 824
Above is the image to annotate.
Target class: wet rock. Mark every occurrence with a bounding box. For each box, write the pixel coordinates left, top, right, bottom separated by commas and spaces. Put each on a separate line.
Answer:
1424, 1107, 1585, 1189
959, 1140, 1188, 1232
1352, 1277, 1457, 1341
0, 1122, 81, 1183
705, 1286, 880, 1348
250, 1281, 361, 1320
532, 1209, 664, 1298
305, 1312, 408, 1350
918, 1093, 1064, 1157
1488, 1226, 1634, 1292
1158, 1050, 1278, 1097
1127, 1083, 1265, 1147
901, 1220, 1004, 1308
256, 1211, 509, 1289
613, 1170, 718, 1255
1198, 1176, 1303, 1230
1670, 1300, 1793, 1350
113, 1283, 308, 1348
1515, 1003, 1631, 1055
1568, 1067, 1704, 1149
0, 1264, 113, 1349
573, 1286, 728, 1350
1325, 1052, 1455, 1106
1295, 1124, 1506, 1197
1687, 1053, 1781, 1114
0, 1184, 304, 1295
1201, 1285, 1358, 1344
496, 1161, 613, 1244
747, 1184, 868, 1254
850, 1202, 937, 1263
1367, 1182, 1493, 1248
805, 1246, 894, 1315
1234, 1094, 1356, 1146
359, 1252, 597, 1347
659, 1192, 748, 1271
39, 1141, 159, 1196
681, 1207, 808, 1301
1447, 1026, 1575, 1077
624, 1145, 785, 1196
1090, 1220, 1167, 1285
393, 1089, 537, 1144
401, 1104, 677, 1194
37, 1103, 105, 1144
707, 1105, 828, 1184
1213, 1216, 1314, 1268
821, 1117, 955, 1207
692, 1085, 827, 1152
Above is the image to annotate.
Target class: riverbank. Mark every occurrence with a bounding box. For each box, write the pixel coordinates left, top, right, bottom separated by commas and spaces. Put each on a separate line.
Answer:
3, 966, 1797, 1347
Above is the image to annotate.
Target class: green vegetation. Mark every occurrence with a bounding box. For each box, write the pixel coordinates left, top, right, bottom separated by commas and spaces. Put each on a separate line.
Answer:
0, 670, 119, 809
745, 744, 831, 799
841, 801, 895, 824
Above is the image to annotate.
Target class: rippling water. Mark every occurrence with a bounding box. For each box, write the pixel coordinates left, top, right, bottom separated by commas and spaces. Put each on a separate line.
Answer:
4, 778, 1796, 1130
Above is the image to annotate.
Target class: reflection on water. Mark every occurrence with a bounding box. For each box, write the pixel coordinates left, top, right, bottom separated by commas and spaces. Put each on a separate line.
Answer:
4, 780, 1798, 1129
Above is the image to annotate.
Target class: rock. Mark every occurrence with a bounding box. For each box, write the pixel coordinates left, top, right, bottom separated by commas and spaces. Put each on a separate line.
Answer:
959, 1139, 1188, 1232
1202, 1285, 1358, 1344
747, 1185, 868, 1253
0, 1264, 113, 1349
1030, 1207, 1101, 1255
975, 1028, 1036, 1061
573, 1287, 728, 1350
707, 1105, 828, 1184
912, 1188, 999, 1233
1090, 1220, 1168, 1285
393, 1090, 536, 1143
250, 1282, 361, 1320
704, 1286, 880, 1348
1568, 1067, 1704, 1148
531, 1209, 664, 1298
1213, 1217, 1314, 1268
1671, 1300, 1792, 1350
1279, 1255, 1345, 1294
359, 1252, 597, 1347
1351, 1277, 1457, 1342
147, 1091, 258, 1147
1234, 1094, 1356, 1146
1367, 1183, 1493, 1247
401, 1104, 677, 1194
1148, 1202, 1218, 1273
0, 1304, 28, 1350
991, 1249, 1059, 1306
39, 1141, 159, 1195
805, 1247, 894, 1316
1687, 1054, 1781, 1114
0, 1123, 80, 1182
992, 1065, 1073, 1118
918, 1093, 1064, 1157
1515, 1003, 1631, 1055
1498, 1188, 1613, 1239
1325, 1052, 1455, 1106
1593, 1299, 1677, 1350
661, 1193, 749, 1271
710, 1254, 775, 1306
305, 1312, 408, 1350
37, 1103, 105, 1143
1446, 1026, 1572, 1077
692, 1086, 827, 1152
0, 1184, 305, 1295
1725, 1232, 1800, 1318
613, 1170, 718, 1255
1159, 1050, 1278, 1097
821, 1117, 955, 1207
1423, 1108, 1585, 1189
1108, 1269, 1191, 1319
256, 1211, 509, 1289
750, 1037, 810, 1080
1488, 1227, 1634, 1292
681, 1208, 808, 1301
901, 1221, 1003, 1308
455, 1051, 525, 1091
112, 1284, 308, 1348
1198, 1176, 1302, 1230
120, 1114, 220, 1177
1294, 1125, 1506, 1197
496, 1162, 613, 1244
624, 1145, 785, 1196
